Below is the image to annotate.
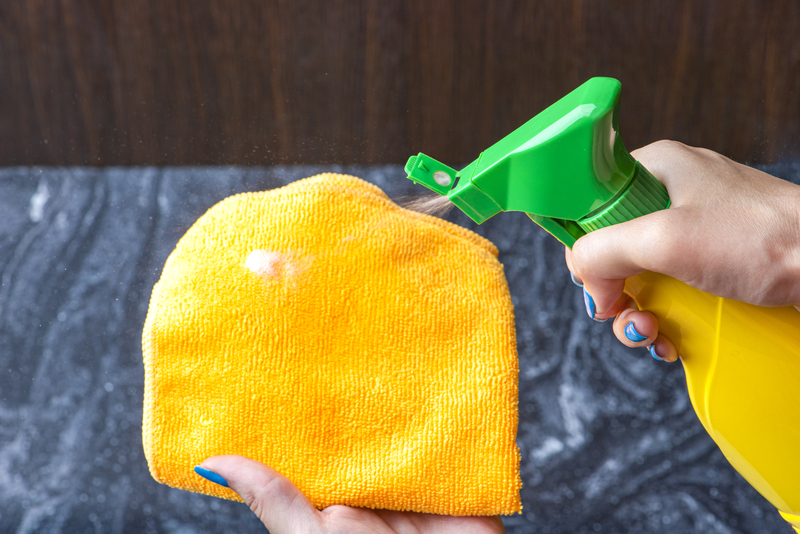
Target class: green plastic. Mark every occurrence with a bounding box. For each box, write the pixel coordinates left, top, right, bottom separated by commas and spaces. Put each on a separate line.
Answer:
404, 77, 671, 248
406, 77, 800, 534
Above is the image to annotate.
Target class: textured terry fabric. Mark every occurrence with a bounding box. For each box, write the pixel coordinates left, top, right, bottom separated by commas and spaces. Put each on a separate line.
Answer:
142, 173, 522, 515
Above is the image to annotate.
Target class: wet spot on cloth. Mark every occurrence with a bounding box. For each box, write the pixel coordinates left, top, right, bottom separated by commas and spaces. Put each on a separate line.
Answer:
244, 249, 314, 281
245, 250, 285, 279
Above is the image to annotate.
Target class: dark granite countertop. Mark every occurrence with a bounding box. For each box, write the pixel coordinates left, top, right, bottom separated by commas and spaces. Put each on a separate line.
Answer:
2, 164, 798, 533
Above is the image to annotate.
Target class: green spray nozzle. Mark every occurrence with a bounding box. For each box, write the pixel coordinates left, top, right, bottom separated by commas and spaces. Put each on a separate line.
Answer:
405, 77, 670, 248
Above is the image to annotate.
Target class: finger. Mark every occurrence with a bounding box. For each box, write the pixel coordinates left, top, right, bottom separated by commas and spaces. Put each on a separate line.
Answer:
573, 142, 702, 314
630, 140, 694, 195
649, 334, 679, 363
571, 209, 671, 314
592, 292, 630, 322
612, 307, 658, 348
565, 247, 583, 286
609, 303, 680, 362
199, 455, 321, 533
372, 510, 507, 533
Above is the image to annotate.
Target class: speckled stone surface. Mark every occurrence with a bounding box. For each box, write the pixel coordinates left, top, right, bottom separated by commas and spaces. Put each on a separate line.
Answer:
1, 164, 798, 533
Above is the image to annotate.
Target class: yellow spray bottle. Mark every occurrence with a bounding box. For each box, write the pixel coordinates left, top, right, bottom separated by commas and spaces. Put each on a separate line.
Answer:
404, 77, 800, 532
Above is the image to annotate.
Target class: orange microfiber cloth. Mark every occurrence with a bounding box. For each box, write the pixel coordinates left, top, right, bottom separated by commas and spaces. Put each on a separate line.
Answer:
142, 173, 522, 515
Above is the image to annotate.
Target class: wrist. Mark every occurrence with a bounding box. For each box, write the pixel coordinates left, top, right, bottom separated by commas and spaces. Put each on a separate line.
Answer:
775, 182, 800, 306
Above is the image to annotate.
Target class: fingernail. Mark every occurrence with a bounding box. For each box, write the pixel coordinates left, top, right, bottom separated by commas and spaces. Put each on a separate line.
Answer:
648, 344, 663, 362
570, 272, 584, 288
583, 288, 596, 319
624, 322, 647, 342
194, 466, 229, 487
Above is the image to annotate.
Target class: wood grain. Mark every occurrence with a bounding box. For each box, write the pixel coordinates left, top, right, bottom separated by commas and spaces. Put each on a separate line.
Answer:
0, 0, 798, 166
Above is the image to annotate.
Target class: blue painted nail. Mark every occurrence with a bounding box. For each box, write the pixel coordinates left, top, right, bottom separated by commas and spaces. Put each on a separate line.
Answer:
194, 466, 229, 487
624, 322, 647, 342
648, 344, 663, 361
583, 288, 596, 319
570, 272, 584, 288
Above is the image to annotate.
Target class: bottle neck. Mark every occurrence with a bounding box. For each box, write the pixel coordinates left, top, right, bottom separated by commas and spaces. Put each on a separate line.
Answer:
576, 162, 671, 233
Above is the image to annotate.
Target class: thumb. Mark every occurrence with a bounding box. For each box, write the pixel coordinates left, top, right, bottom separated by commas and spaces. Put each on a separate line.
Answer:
197, 455, 322, 533
571, 209, 669, 314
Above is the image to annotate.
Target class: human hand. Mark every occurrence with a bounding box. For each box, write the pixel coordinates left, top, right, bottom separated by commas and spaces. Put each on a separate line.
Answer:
565, 140, 800, 362
195, 456, 506, 534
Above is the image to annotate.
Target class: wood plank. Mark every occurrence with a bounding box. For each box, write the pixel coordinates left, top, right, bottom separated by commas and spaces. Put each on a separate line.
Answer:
0, 0, 797, 165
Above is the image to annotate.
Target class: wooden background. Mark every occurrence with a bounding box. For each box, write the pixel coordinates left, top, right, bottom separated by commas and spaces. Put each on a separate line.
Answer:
1, 0, 798, 166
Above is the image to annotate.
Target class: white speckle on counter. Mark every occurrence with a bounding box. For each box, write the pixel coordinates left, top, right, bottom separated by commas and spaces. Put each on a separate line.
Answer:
55, 212, 68, 231
583, 458, 622, 498
28, 181, 50, 222
531, 436, 565, 462
559, 382, 596, 449
157, 192, 169, 214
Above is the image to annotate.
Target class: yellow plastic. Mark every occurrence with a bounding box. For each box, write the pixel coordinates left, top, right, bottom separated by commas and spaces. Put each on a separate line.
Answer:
781, 511, 800, 534
625, 272, 800, 523
405, 75, 800, 527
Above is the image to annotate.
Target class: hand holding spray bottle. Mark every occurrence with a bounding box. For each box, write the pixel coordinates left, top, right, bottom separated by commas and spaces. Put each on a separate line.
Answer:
405, 77, 800, 532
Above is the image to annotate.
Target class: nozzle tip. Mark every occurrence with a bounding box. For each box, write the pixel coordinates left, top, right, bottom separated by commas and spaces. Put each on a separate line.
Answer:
403, 153, 456, 196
